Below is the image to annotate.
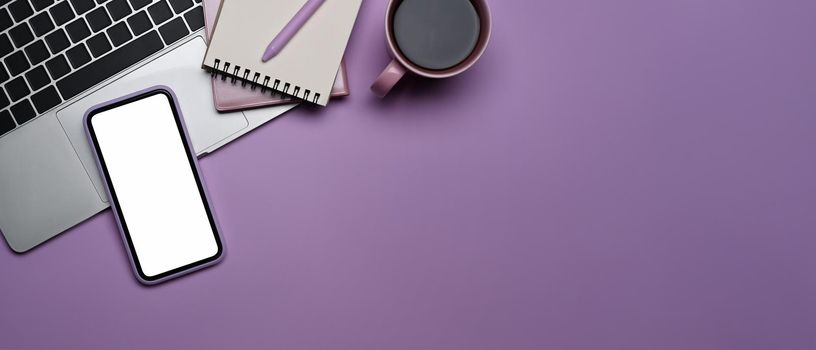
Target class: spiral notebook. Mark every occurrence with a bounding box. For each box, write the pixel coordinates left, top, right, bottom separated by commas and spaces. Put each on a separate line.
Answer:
202, 0, 362, 106
203, 0, 349, 111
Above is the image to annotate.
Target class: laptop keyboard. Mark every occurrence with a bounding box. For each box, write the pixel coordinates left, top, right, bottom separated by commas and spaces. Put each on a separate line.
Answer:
0, 0, 204, 137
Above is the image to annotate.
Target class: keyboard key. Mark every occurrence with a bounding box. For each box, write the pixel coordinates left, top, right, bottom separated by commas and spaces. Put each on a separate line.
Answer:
24, 40, 50, 65
87, 33, 111, 57
148, 1, 172, 24
107, 22, 132, 46
66, 44, 91, 68
168, 0, 192, 14
0, 34, 13, 58
57, 31, 163, 100
10, 23, 35, 48
107, 0, 132, 21
5, 51, 30, 76
25, 65, 50, 91
0, 64, 8, 83
30, 12, 56, 37
31, 86, 61, 113
66, 18, 91, 43
70, 0, 96, 15
45, 30, 70, 54
33, 0, 56, 11
0, 9, 13, 32
6, 76, 30, 101
184, 6, 203, 31
87, 7, 112, 32
9, 0, 34, 22
0, 89, 9, 108
45, 55, 71, 79
129, 0, 153, 10
50, 1, 76, 26
127, 11, 151, 36
97, 0, 110, 4
0, 110, 14, 136
10, 99, 36, 124
158, 17, 187, 45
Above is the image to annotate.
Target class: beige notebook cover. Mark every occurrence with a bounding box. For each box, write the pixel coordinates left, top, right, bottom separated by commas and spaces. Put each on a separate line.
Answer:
202, 0, 362, 106
203, 0, 349, 112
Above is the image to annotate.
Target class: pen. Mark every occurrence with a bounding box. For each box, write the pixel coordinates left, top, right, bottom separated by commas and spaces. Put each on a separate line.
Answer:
262, 0, 326, 62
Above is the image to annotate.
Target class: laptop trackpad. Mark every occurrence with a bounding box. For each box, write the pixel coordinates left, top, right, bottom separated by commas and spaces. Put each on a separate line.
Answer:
57, 37, 248, 202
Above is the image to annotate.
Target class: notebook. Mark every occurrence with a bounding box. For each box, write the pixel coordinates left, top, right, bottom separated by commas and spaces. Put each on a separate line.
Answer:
202, 0, 349, 112
202, 0, 362, 106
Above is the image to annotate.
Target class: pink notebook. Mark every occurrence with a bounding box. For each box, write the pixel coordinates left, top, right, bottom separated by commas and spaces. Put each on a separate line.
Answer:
203, 0, 349, 111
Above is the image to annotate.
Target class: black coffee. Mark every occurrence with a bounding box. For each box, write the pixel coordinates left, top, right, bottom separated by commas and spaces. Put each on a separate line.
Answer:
393, 0, 481, 71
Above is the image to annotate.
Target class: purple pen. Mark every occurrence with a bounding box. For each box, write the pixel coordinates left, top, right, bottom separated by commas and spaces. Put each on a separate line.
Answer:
261, 0, 326, 62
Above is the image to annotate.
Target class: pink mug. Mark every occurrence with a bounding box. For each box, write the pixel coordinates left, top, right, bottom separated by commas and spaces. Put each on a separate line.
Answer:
370, 0, 492, 97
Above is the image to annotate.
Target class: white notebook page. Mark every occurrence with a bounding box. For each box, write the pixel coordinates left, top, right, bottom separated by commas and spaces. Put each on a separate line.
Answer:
202, 0, 362, 106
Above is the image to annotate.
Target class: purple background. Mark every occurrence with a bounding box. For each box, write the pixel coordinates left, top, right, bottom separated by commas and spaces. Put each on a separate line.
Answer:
2, 0, 816, 349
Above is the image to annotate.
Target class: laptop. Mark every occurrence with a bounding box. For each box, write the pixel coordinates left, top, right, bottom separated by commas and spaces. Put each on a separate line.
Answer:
0, 0, 295, 253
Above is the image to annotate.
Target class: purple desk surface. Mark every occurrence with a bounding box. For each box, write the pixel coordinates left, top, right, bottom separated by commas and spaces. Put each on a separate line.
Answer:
3, 1, 816, 349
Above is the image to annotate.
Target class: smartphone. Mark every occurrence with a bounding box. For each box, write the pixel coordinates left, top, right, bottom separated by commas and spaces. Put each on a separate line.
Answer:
85, 86, 224, 285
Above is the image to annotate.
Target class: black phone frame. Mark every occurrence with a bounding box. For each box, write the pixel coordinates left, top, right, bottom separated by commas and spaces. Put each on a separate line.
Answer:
86, 88, 223, 283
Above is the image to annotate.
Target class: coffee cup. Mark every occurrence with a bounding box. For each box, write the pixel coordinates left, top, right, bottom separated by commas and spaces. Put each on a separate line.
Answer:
371, 0, 492, 97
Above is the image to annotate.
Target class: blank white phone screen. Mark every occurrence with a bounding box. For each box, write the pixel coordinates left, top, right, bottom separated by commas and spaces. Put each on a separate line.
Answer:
91, 93, 218, 278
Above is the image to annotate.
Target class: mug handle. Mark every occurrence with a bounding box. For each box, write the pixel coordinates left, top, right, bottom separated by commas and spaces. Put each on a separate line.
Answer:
370, 59, 406, 98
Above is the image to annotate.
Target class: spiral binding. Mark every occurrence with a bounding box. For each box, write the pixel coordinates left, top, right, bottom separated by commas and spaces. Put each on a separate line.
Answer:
209, 59, 321, 104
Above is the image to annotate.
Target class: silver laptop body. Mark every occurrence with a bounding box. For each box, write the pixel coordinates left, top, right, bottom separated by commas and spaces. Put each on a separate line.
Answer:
0, 0, 293, 252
